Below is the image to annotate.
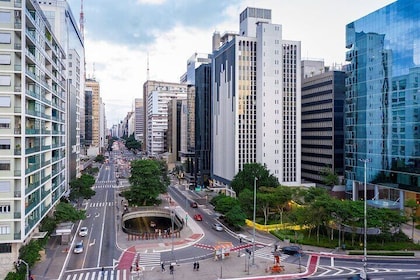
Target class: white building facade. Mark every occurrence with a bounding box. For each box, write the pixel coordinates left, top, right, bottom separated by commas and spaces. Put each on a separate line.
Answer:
143, 81, 187, 156
212, 7, 301, 188
0, 0, 67, 276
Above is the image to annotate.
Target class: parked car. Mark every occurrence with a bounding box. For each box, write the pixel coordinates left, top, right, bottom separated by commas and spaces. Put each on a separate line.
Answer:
212, 223, 224, 232
73, 241, 84, 254
194, 214, 202, 221
281, 245, 302, 256
190, 202, 198, 208
79, 227, 88, 237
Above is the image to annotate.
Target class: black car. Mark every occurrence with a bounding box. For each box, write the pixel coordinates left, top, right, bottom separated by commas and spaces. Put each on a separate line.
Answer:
281, 245, 302, 255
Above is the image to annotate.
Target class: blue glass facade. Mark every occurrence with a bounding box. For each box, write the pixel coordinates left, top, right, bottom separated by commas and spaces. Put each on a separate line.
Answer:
345, 0, 420, 200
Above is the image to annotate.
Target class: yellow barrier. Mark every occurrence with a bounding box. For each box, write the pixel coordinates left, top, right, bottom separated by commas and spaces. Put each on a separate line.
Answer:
245, 219, 302, 232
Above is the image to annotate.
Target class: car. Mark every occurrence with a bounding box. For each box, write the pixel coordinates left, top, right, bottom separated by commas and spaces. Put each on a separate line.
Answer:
281, 245, 302, 256
73, 241, 84, 254
190, 202, 198, 208
79, 227, 88, 237
194, 214, 202, 221
212, 223, 224, 231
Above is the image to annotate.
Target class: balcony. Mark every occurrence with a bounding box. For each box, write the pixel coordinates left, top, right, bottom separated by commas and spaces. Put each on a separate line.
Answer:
26, 163, 39, 173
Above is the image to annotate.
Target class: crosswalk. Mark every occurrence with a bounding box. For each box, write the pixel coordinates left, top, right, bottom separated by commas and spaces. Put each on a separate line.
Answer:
138, 252, 161, 267
64, 269, 131, 280
89, 202, 114, 208
252, 246, 290, 262
94, 181, 117, 188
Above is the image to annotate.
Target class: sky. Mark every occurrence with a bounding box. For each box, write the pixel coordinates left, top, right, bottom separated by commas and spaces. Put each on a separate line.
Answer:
66, 0, 396, 127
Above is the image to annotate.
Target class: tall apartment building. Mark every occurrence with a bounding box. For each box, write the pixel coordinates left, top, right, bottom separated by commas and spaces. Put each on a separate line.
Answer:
195, 64, 212, 187
133, 98, 143, 141
85, 78, 101, 153
142, 80, 187, 156
301, 60, 345, 186
345, 0, 420, 209
212, 7, 301, 189
38, 0, 85, 179
0, 0, 67, 275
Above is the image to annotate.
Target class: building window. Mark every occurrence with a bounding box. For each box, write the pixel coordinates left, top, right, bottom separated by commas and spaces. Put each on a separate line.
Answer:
0, 139, 10, 149
0, 54, 10, 65
0, 32, 11, 44
0, 204, 10, 213
0, 243, 11, 253
0, 11, 10, 23
0, 96, 10, 107
0, 75, 11, 86
0, 160, 10, 170
0, 181, 10, 192
0, 225, 10, 235
0, 118, 10, 128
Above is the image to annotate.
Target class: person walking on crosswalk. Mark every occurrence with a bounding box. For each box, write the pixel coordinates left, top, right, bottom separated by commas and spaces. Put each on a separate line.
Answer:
161, 261, 165, 272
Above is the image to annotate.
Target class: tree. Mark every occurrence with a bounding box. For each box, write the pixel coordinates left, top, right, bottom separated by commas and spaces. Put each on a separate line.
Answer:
320, 166, 340, 186
94, 154, 105, 163
123, 159, 167, 206
125, 133, 141, 152
272, 186, 293, 224
54, 202, 86, 223
214, 195, 239, 214
230, 163, 278, 195
404, 199, 419, 241
69, 174, 96, 204
238, 188, 254, 218
225, 205, 247, 229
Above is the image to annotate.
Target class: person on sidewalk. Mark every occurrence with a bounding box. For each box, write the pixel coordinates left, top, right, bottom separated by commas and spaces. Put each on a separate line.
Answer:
193, 262, 197, 271
196, 261, 199, 271
161, 261, 165, 272
169, 264, 174, 274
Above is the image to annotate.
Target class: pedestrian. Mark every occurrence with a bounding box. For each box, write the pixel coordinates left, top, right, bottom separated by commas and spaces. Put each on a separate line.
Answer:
193, 261, 197, 271
101, 266, 105, 275
161, 261, 165, 272
169, 264, 174, 274
196, 261, 199, 271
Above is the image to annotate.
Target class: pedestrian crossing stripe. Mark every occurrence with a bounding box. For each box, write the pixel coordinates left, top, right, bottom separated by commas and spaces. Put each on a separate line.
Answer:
138, 252, 161, 267
252, 246, 290, 262
64, 269, 130, 280
89, 202, 114, 207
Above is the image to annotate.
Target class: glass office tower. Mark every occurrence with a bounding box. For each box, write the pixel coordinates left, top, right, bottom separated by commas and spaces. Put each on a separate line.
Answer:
345, 0, 420, 208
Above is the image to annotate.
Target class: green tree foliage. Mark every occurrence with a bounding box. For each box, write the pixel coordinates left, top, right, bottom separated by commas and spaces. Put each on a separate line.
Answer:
94, 154, 105, 163
237, 188, 254, 218
125, 133, 141, 151
54, 202, 86, 223
405, 198, 420, 240
214, 195, 239, 214
123, 159, 167, 206
69, 174, 96, 202
230, 163, 278, 195
272, 186, 293, 224
225, 205, 247, 229
18, 240, 43, 267
320, 166, 340, 186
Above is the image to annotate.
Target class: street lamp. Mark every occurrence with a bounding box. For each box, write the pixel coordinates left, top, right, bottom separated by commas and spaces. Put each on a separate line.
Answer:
17, 259, 29, 280
252, 177, 257, 266
359, 158, 370, 279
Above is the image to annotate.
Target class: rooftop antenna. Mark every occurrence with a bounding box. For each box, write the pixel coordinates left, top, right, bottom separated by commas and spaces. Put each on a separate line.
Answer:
80, 0, 84, 40
92, 62, 96, 80
147, 52, 150, 81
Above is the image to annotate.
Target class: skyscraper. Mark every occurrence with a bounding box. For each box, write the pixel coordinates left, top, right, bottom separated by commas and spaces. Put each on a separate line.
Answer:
0, 0, 67, 275
345, 0, 420, 207
211, 7, 301, 191
301, 61, 345, 186
142, 81, 187, 156
38, 0, 85, 179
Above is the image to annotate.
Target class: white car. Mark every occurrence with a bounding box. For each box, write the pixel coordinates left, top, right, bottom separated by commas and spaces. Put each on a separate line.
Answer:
73, 241, 84, 254
79, 227, 88, 237
212, 223, 224, 232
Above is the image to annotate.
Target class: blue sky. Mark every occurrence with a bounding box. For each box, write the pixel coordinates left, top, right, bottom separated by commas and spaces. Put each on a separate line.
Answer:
66, 0, 395, 127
